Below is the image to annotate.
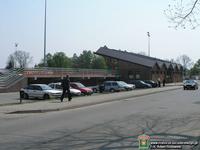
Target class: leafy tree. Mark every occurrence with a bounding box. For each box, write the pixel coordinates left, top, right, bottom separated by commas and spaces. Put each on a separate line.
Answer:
78, 50, 93, 68
37, 53, 53, 67
190, 59, 200, 75
37, 52, 71, 68
71, 53, 79, 68
165, 0, 200, 29
92, 55, 107, 69
51, 52, 71, 68
5, 55, 15, 69
36, 50, 108, 69
46, 53, 54, 67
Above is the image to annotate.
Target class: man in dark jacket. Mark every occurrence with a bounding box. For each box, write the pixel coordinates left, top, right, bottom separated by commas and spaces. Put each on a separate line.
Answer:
163, 78, 166, 87
60, 75, 72, 102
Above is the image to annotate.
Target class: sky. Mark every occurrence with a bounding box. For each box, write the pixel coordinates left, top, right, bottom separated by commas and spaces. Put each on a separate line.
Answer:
0, 0, 200, 68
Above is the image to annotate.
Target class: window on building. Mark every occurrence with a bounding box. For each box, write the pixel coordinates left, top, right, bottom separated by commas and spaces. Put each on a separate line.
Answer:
136, 74, 140, 79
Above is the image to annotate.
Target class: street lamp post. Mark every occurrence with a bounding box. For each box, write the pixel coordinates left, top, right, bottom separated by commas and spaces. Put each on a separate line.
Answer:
44, 0, 47, 67
147, 32, 150, 57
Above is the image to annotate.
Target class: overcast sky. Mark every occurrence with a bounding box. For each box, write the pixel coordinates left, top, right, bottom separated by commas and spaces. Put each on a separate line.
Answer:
0, 0, 200, 68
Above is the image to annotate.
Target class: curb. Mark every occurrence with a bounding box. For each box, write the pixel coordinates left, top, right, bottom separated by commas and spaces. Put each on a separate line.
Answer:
7, 87, 181, 114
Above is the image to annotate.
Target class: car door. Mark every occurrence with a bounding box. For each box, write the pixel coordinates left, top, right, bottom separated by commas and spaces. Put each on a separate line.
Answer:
112, 82, 118, 90
31, 85, 43, 98
26, 85, 34, 97
35, 86, 44, 98
104, 82, 111, 91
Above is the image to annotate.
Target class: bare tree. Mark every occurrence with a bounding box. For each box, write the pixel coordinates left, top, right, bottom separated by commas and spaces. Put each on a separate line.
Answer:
6, 50, 33, 68
176, 54, 193, 68
165, 0, 200, 29
14, 50, 33, 68
176, 55, 193, 76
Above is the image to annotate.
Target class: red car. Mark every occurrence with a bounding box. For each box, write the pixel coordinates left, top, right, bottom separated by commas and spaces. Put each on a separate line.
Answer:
70, 82, 93, 95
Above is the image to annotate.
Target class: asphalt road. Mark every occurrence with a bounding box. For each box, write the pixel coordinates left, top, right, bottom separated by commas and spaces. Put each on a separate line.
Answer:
0, 88, 200, 150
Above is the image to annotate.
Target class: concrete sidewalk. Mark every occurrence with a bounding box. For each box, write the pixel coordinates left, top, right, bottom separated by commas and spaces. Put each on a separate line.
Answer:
0, 85, 182, 114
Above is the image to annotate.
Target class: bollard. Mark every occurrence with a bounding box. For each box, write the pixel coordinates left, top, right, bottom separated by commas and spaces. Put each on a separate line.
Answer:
19, 91, 23, 104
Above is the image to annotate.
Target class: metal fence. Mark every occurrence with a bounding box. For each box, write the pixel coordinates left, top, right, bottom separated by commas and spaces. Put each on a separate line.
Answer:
23, 67, 118, 78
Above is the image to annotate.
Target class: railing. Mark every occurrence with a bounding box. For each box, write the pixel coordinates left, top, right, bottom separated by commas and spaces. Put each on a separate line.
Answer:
23, 67, 118, 78
0, 68, 24, 88
0, 67, 119, 89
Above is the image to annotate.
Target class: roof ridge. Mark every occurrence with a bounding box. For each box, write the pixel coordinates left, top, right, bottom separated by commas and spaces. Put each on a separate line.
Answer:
97, 46, 182, 69
105, 47, 173, 64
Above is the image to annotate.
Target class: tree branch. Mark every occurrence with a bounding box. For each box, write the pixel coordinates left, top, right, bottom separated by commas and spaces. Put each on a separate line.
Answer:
183, 0, 199, 19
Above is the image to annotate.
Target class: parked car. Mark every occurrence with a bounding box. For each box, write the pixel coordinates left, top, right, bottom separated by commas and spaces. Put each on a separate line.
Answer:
144, 80, 158, 88
88, 85, 99, 93
118, 81, 135, 90
130, 80, 152, 88
70, 82, 93, 95
48, 82, 82, 96
183, 80, 198, 90
20, 84, 62, 100
99, 81, 125, 93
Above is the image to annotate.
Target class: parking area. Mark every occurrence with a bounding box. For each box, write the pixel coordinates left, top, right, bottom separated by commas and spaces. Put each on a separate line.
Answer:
0, 82, 183, 107
0, 92, 101, 106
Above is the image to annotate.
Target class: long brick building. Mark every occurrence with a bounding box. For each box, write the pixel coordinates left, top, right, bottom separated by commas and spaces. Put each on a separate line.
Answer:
95, 46, 183, 83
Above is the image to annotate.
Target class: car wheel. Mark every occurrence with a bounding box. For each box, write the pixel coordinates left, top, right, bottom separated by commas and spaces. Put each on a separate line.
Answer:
24, 93, 29, 99
43, 94, 50, 100
110, 88, 114, 92
93, 88, 97, 93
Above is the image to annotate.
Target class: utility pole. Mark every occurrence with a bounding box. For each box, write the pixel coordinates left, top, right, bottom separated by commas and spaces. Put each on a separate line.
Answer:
44, 0, 47, 67
147, 32, 150, 57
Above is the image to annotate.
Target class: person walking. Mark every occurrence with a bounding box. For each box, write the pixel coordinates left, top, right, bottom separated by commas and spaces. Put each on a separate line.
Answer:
163, 78, 166, 87
157, 77, 161, 87
60, 75, 72, 102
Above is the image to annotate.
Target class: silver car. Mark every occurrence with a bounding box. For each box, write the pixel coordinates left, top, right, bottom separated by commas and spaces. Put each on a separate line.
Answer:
20, 84, 62, 99
101, 81, 125, 92
48, 82, 82, 96
118, 81, 135, 90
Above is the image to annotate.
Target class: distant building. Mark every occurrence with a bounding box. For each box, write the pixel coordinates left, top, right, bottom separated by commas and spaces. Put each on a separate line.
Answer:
95, 46, 183, 83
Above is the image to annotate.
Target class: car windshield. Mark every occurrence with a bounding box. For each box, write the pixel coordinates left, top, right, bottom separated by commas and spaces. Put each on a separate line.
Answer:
119, 81, 127, 85
76, 83, 85, 88
185, 80, 195, 83
140, 81, 146, 84
55, 84, 62, 89
40, 85, 53, 90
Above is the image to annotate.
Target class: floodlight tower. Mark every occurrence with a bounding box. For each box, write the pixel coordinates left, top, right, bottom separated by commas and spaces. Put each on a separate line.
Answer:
147, 32, 150, 57
44, 0, 47, 67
